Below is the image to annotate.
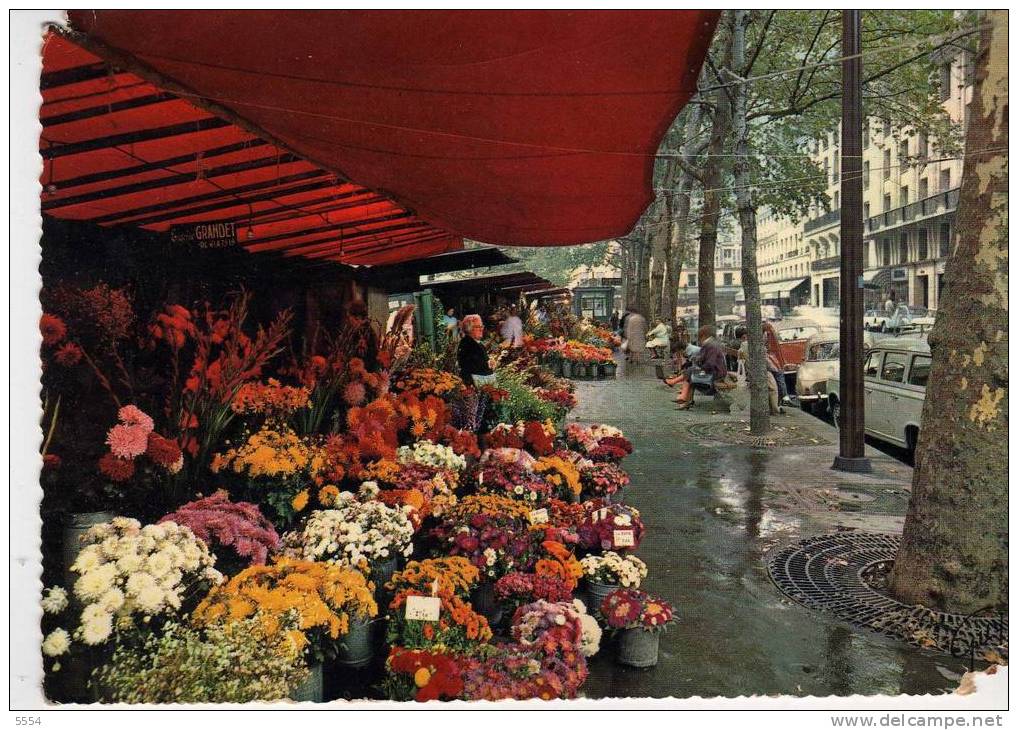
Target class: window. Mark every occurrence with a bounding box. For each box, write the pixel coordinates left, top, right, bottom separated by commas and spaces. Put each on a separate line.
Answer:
899, 139, 909, 163
833, 153, 839, 183
918, 131, 929, 160
864, 202, 870, 220
723, 273, 733, 286
918, 229, 929, 260
881, 352, 908, 383
863, 124, 870, 148
900, 186, 909, 205
940, 169, 951, 192
899, 233, 909, 263
909, 355, 932, 388
864, 351, 882, 378
919, 177, 929, 200
687, 274, 697, 288
939, 62, 952, 102
833, 191, 840, 209
883, 149, 891, 179
883, 118, 891, 137
882, 239, 892, 266
863, 161, 870, 189
939, 221, 952, 257
883, 193, 892, 212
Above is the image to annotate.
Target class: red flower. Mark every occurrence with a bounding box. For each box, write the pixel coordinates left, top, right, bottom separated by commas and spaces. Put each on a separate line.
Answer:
40, 314, 67, 347
53, 342, 83, 366
146, 432, 182, 468
42, 454, 61, 470
98, 453, 135, 482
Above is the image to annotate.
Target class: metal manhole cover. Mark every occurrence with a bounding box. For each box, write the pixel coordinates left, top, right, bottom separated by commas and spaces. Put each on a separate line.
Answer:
768, 532, 1007, 659
687, 421, 829, 448
835, 483, 910, 515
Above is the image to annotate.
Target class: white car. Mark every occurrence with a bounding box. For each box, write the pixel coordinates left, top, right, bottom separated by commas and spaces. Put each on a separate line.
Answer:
827, 335, 931, 455
864, 305, 937, 334
796, 330, 876, 416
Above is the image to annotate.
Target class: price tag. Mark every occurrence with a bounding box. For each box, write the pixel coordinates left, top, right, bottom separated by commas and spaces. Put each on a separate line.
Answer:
478, 470, 484, 486
613, 529, 635, 548
529, 508, 549, 525
405, 595, 441, 621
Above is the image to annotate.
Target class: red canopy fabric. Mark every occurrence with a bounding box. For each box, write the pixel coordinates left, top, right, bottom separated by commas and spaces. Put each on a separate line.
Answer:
64, 10, 719, 247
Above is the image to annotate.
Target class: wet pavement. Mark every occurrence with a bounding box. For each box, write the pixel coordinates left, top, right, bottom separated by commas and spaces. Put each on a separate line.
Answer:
572, 360, 972, 699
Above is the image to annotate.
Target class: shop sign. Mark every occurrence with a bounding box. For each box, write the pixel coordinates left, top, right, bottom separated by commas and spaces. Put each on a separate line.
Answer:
891, 268, 908, 281
169, 221, 238, 250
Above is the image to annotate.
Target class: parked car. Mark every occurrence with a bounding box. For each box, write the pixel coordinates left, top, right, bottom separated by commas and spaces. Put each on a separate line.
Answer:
796, 330, 875, 416
774, 319, 824, 376
864, 305, 937, 334
826, 334, 931, 456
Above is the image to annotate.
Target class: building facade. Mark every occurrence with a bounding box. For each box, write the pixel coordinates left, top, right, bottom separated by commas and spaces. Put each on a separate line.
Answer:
676, 236, 743, 315
756, 44, 972, 313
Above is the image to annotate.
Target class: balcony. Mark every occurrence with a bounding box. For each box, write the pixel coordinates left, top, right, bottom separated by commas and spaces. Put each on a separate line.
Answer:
866, 188, 960, 234
811, 255, 840, 272
803, 208, 841, 234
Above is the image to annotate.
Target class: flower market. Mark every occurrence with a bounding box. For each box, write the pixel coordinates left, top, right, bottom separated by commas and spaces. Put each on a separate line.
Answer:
31, 11, 717, 705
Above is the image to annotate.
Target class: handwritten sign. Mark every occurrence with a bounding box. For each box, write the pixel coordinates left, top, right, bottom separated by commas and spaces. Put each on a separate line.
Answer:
169, 222, 238, 250
613, 529, 635, 548
405, 595, 441, 622
529, 508, 549, 525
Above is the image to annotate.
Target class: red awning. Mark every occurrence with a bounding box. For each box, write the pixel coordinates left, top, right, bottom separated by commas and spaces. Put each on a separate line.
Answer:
39, 33, 461, 266
60, 10, 719, 248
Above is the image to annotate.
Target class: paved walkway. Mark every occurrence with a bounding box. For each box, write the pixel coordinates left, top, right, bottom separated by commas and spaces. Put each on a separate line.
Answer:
573, 361, 969, 699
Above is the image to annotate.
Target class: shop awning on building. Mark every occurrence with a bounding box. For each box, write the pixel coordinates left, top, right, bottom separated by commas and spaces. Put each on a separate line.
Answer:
759, 278, 809, 298
49, 10, 718, 256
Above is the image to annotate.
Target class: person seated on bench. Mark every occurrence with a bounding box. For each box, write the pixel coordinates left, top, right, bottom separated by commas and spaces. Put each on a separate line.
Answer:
676, 325, 728, 410
646, 318, 671, 359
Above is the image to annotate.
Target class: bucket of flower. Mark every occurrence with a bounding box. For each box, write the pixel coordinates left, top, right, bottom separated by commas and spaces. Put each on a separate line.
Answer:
579, 552, 647, 616
599, 588, 676, 668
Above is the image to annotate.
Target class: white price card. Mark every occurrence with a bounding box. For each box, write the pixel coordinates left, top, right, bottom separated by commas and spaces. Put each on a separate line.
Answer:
529, 508, 549, 525
405, 595, 441, 621
613, 529, 635, 547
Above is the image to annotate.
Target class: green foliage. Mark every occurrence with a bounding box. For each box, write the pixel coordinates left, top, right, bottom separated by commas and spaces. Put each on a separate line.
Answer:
92, 621, 309, 703
497, 241, 612, 286
492, 367, 558, 425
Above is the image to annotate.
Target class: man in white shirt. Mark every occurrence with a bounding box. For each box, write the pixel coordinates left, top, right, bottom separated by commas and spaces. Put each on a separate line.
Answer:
500, 306, 525, 347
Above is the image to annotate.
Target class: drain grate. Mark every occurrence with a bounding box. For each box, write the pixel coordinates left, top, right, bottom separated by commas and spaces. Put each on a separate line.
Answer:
768, 532, 1008, 660
687, 421, 828, 448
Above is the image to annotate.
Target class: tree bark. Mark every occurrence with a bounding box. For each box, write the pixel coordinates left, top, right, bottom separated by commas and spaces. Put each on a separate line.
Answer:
663, 106, 702, 327
697, 49, 733, 332
635, 231, 652, 317
730, 10, 771, 435
889, 11, 1008, 613
649, 202, 668, 319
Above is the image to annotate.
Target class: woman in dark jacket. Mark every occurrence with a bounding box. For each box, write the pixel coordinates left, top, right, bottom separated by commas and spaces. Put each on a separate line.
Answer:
457, 314, 495, 387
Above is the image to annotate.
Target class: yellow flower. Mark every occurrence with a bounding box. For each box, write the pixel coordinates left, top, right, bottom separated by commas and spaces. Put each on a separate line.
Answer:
317, 485, 340, 506
291, 490, 310, 512
414, 667, 432, 688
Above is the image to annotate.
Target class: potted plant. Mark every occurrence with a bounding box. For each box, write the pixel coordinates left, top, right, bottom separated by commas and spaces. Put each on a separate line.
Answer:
599, 588, 676, 667
578, 552, 648, 612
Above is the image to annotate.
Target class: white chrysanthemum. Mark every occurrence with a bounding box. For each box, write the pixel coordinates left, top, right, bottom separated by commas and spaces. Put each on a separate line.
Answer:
578, 613, 602, 657
141, 523, 169, 541
98, 588, 125, 613
80, 602, 109, 625
71, 545, 102, 574
116, 553, 143, 574
110, 516, 140, 531
134, 585, 165, 613
79, 613, 113, 645
41, 586, 69, 614
75, 567, 113, 601
125, 571, 157, 597
146, 551, 172, 577
42, 628, 71, 657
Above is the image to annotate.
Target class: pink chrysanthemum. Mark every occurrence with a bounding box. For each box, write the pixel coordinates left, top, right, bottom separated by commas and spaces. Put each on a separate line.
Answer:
105, 423, 149, 459
117, 405, 155, 434
343, 380, 366, 406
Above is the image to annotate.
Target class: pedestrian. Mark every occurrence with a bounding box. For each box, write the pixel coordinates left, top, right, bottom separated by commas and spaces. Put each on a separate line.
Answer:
676, 325, 728, 410
609, 309, 620, 331
457, 314, 496, 388
499, 305, 524, 348
622, 309, 647, 363
735, 326, 785, 415
646, 318, 671, 359
441, 307, 459, 342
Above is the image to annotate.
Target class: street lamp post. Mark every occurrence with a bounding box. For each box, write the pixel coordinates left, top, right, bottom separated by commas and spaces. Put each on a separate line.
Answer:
833, 9, 872, 473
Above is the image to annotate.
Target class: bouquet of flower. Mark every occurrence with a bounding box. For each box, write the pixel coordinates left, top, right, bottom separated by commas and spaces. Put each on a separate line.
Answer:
494, 572, 573, 616
386, 587, 492, 652
67, 517, 223, 647
474, 461, 555, 505
392, 368, 464, 398
92, 618, 308, 703
439, 426, 481, 459
99, 405, 184, 489
588, 435, 634, 463
194, 558, 378, 663
283, 499, 415, 571
533, 540, 583, 592
429, 512, 533, 580
577, 504, 645, 552
560, 340, 613, 365
398, 440, 467, 474
230, 379, 310, 417
385, 647, 464, 702
159, 490, 280, 572
579, 552, 647, 588
439, 494, 534, 525
534, 386, 577, 414
479, 447, 537, 471
533, 456, 582, 501
579, 462, 630, 499
600, 588, 676, 632
387, 557, 480, 598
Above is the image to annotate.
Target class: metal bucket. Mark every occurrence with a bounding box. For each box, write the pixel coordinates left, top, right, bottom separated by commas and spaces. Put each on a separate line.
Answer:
335, 617, 374, 668
603, 364, 618, 379
290, 662, 324, 702
584, 580, 619, 614
561, 361, 573, 379
471, 581, 503, 627
371, 556, 400, 588
63, 511, 114, 586
616, 628, 660, 668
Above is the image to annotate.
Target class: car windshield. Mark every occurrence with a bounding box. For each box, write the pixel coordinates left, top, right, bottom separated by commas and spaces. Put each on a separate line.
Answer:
777, 326, 820, 342
807, 341, 838, 361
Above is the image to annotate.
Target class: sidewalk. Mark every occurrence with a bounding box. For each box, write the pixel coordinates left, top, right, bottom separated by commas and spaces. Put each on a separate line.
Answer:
568, 363, 967, 699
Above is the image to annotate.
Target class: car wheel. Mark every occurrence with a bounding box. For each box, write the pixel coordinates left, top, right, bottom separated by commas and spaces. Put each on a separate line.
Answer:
800, 399, 814, 416
830, 398, 841, 428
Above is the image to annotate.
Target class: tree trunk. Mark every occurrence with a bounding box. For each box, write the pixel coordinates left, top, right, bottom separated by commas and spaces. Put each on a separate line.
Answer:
663, 106, 702, 327
730, 10, 771, 435
636, 233, 652, 317
697, 53, 733, 332
621, 239, 636, 311
649, 203, 668, 319
889, 11, 1008, 614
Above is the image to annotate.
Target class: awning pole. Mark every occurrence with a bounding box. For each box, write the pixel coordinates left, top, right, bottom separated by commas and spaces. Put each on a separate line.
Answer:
833, 9, 872, 473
